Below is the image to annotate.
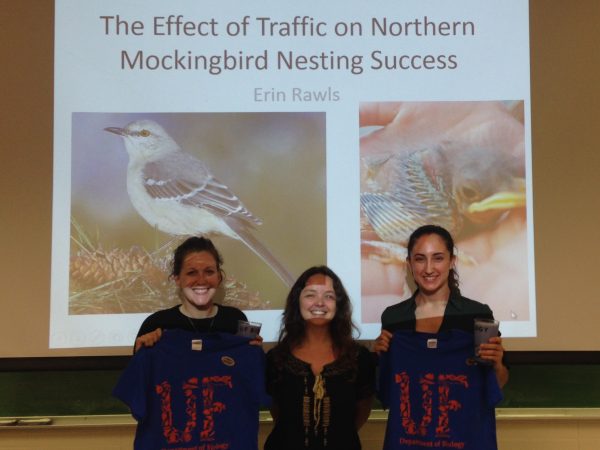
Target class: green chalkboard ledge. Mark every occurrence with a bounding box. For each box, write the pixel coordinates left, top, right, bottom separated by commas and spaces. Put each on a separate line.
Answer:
0, 412, 269, 429
1, 409, 600, 430
368, 408, 600, 421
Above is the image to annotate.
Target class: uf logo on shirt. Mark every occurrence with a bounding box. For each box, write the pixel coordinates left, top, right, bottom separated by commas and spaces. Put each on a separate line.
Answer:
395, 372, 468, 438
155, 375, 232, 444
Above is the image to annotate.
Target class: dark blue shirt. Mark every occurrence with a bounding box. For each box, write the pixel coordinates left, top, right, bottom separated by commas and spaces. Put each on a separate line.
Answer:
378, 330, 502, 450
114, 330, 269, 450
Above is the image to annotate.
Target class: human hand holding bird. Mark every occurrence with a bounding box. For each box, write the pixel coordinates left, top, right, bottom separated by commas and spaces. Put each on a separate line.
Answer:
105, 119, 294, 287
360, 101, 528, 322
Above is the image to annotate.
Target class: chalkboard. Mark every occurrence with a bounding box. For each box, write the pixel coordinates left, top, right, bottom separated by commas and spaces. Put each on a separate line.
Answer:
1, 352, 600, 417
0, 370, 127, 417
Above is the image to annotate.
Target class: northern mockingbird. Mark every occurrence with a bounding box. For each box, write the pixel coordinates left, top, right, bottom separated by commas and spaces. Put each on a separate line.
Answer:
105, 119, 294, 287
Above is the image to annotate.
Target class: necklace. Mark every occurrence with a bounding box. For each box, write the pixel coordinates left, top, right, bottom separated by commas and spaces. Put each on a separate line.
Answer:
182, 305, 218, 333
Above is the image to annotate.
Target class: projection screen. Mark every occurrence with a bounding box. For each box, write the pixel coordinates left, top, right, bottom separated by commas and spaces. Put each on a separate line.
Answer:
49, 0, 534, 349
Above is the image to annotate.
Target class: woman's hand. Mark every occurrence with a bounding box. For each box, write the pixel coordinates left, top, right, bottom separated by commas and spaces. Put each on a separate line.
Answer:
134, 328, 162, 352
479, 336, 509, 387
373, 330, 392, 354
249, 334, 264, 346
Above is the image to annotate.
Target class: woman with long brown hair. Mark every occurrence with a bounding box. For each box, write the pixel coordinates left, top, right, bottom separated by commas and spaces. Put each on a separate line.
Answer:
265, 266, 375, 450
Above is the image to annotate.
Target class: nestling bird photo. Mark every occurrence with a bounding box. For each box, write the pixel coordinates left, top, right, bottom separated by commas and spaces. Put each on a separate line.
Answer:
359, 101, 530, 323
105, 119, 295, 287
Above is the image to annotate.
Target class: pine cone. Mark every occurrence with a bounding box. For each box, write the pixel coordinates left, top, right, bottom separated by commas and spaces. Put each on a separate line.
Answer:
70, 246, 165, 290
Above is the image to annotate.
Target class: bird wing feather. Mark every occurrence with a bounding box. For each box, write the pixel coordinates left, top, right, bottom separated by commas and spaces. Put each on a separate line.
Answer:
361, 147, 460, 242
360, 192, 424, 244
390, 150, 446, 214
142, 152, 262, 227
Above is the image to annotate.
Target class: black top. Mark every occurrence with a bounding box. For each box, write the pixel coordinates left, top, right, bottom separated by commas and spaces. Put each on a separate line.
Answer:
136, 304, 247, 338
265, 345, 376, 450
381, 290, 494, 334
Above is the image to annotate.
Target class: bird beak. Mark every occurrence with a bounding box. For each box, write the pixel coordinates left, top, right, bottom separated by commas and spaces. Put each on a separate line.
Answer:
467, 178, 527, 214
104, 127, 127, 136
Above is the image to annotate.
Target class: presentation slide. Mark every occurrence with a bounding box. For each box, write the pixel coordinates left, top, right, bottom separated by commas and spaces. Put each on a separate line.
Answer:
51, 0, 534, 348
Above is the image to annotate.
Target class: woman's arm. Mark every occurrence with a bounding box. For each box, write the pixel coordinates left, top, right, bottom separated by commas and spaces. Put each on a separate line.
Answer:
269, 401, 280, 423
355, 345, 377, 429
355, 396, 374, 430
494, 361, 510, 388
479, 336, 509, 388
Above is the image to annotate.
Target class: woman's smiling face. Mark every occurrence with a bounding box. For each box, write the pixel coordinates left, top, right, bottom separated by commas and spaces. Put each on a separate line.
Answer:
299, 274, 337, 325
174, 251, 222, 310
408, 233, 456, 297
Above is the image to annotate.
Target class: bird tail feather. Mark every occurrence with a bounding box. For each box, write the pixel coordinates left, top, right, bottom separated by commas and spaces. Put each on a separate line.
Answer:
225, 218, 295, 288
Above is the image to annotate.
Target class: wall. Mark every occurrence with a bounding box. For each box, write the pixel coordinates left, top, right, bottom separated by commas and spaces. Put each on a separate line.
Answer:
1, 411, 600, 450
1, 0, 600, 358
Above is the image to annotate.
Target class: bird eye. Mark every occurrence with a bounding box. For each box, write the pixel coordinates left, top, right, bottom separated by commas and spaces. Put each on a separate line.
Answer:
460, 185, 478, 201
139, 129, 151, 137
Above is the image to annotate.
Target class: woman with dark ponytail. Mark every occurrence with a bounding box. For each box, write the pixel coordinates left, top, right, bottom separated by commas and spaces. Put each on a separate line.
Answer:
374, 224, 508, 387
